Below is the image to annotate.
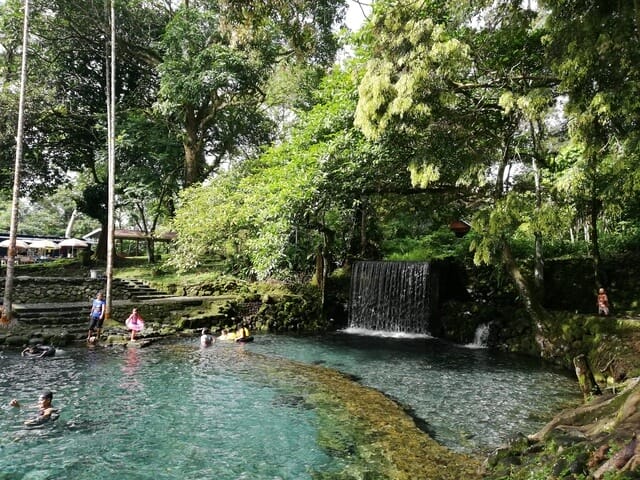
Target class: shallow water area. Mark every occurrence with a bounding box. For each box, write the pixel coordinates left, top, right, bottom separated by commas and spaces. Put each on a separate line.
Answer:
1, 343, 340, 480
0, 333, 579, 479
250, 330, 581, 452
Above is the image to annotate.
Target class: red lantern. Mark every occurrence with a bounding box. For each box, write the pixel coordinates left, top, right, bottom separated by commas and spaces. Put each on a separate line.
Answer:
449, 220, 471, 237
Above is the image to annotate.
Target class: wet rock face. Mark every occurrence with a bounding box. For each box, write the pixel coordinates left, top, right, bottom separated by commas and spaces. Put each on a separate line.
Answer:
3, 335, 29, 346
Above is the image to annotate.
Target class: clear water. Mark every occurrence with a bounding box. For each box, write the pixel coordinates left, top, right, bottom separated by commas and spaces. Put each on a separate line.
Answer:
0, 332, 579, 479
249, 330, 580, 452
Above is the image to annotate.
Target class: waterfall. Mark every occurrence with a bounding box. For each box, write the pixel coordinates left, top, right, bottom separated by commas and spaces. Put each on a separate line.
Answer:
349, 261, 436, 334
466, 323, 490, 348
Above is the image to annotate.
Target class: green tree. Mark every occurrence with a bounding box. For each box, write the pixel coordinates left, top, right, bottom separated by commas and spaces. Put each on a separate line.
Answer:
154, 4, 276, 186
169, 58, 453, 296
1, 0, 348, 265
155, 0, 347, 186
169, 66, 369, 280
117, 111, 183, 262
539, 0, 640, 286
0, 188, 99, 237
353, 0, 564, 330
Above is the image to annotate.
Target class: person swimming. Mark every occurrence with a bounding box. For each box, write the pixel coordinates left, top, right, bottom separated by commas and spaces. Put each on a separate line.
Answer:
24, 390, 59, 426
21, 344, 56, 358
218, 329, 233, 341
235, 323, 253, 343
200, 328, 214, 346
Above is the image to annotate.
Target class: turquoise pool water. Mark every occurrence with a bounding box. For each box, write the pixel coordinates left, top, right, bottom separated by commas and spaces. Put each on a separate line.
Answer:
0, 332, 579, 479
250, 330, 580, 452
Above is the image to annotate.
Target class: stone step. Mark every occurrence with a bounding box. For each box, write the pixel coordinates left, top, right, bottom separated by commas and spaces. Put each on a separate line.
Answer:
15, 303, 87, 324
134, 294, 173, 301
18, 316, 86, 325
114, 279, 170, 300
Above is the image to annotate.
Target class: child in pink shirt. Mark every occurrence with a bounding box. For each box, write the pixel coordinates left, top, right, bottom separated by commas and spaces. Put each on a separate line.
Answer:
125, 308, 145, 341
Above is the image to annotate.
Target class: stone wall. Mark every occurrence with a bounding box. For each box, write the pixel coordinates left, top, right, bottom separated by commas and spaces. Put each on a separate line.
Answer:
0, 276, 134, 304
108, 299, 211, 326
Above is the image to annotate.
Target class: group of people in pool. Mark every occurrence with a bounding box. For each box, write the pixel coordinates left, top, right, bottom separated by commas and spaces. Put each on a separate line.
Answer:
11, 309, 252, 428
200, 323, 253, 346
8, 390, 59, 427
11, 324, 251, 427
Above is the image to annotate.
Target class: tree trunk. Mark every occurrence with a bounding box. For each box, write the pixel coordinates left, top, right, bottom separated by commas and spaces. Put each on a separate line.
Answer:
145, 237, 156, 263
501, 240, 547, 329
95, 221, 108, 261
532, 154, 544, 297
534, 231, 544, 295
495, 126, 549, 349
358, 206, 365, 256
2, 0, 30, 327
183, 111, 204, 186
65, 208, 77, 238
573, 353, 602, 400
315, 247, 325, 305
589, 191, 604, 287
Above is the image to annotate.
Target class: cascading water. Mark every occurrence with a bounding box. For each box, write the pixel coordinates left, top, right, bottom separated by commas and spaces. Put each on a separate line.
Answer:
349, 261, 437, 334
466, 323, 490, 348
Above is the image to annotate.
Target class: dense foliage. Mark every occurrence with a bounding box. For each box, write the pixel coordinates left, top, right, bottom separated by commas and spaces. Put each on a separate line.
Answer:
2, 0, 640, 317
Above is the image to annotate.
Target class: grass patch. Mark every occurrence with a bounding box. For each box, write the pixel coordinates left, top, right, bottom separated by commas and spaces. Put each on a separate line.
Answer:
113, 257, 228, 289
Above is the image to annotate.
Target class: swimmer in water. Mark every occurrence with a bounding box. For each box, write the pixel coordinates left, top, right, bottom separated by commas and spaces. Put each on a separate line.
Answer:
235, 323, 253, 343
21, 344, 56, 358
24, 390, 59, 426
200, 328, 214, 346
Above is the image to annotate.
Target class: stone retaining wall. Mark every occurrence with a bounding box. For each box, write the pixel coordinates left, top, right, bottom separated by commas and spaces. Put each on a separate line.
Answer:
0, 276, 134, 304
109, 299, 212, 326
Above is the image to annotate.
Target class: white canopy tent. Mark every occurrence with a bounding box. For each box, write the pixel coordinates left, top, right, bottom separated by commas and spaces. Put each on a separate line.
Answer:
29, 239, 59, 250
58, 238, 89, 257
0, 239, 30, 249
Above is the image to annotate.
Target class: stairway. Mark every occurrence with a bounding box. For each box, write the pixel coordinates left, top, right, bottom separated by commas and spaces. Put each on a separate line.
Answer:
14, 302, 87, 327
12, 279, 171, 333
13, 302, 89, 339
114, 278, 173, 301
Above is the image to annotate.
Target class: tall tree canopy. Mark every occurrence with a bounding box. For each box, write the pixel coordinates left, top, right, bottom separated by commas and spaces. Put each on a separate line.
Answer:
171, 0, 640, 328
4, 0, 640, 331
0, 0, 347, 259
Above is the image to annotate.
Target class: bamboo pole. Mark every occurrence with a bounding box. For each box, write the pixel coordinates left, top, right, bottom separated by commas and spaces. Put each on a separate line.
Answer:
103, 0, 116, 334
2, 0, 30, 327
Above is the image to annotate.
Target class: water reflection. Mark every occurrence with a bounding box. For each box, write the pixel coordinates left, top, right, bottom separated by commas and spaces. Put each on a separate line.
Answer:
120, 347, 142, 391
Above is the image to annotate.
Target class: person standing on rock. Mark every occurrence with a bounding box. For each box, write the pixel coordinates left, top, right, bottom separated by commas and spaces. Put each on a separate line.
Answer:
88, 291, 106, 341
597, 287, 610, 316
125, 308, 145, 341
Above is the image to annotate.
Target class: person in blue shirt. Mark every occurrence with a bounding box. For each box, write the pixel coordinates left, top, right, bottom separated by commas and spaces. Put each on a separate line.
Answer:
88, 291, 106, 341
